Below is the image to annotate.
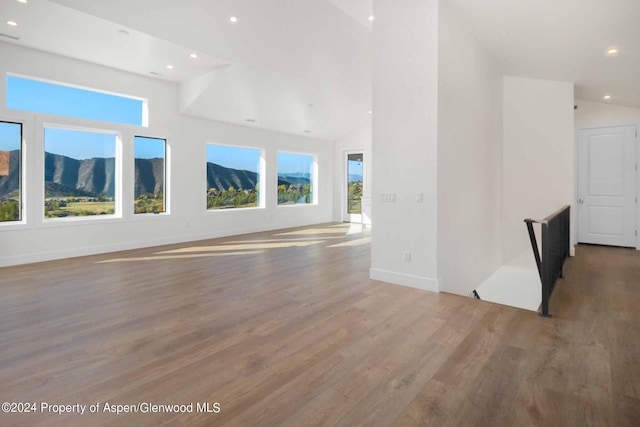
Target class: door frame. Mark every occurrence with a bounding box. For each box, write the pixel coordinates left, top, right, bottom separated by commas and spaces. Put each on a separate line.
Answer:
576, 122, 640, 251
342, 148, 366, 223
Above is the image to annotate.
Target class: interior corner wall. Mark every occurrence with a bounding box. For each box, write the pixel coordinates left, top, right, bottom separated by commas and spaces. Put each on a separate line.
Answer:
333, 125, 372, 225
436, 3, 503, 296
370, 0, 439, 292
0, 42, 334, 266
502, 76, 574, 264
575, 99, 640, 126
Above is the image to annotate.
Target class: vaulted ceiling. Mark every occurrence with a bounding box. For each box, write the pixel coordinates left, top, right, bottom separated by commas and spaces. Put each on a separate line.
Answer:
1, 0, 640, 141
2, 0, 373, 140
446, 0, 640, 109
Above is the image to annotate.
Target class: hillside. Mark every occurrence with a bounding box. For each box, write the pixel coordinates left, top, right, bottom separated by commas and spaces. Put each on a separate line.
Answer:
43, 152, 116, 197
206, 163, 258, 191
206, 163, 310, 192
0, 151, 311, 199
0, 150, 20, 197
134, 158, 165, 196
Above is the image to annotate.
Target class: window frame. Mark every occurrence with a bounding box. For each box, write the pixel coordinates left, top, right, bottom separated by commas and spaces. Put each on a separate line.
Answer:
276, 150, 318, 207
40, 122, 124, 224
0, 114, 28, 229
132, 134, 169, 217
205, 142, 265, 213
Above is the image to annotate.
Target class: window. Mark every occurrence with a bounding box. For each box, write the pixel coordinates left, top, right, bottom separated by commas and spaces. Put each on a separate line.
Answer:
277, 152, 315, 205
0, 121, 22, 222
206, 144, 261, 210
134, 136, 166, 214
44, 127, 118, 219
7, 75, 145, 126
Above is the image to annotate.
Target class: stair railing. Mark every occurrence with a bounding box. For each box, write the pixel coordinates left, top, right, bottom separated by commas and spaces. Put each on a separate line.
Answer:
524, 205, 571, 317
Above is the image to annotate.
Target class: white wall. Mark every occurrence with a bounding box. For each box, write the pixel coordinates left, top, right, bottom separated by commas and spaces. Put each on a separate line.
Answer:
0, 43, 334, 266
333, 125, 372, 225
370, 0, 440, 291
575, 99, 640, 127
502, 76, 574, 263
436, 3, 503, 296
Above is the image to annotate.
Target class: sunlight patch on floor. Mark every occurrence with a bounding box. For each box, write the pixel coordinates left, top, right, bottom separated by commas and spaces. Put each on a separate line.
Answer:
275, 227, 350, 236
156, 240, 326, 254
222, 237, 343, 244
97, 251, 263, 263
276, 224, 366, 237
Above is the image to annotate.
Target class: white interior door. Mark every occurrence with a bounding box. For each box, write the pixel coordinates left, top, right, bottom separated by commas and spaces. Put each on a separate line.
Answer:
577, 125, 637, 247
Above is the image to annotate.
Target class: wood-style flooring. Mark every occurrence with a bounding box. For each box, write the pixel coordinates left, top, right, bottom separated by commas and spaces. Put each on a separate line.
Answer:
1, 223, 639, 426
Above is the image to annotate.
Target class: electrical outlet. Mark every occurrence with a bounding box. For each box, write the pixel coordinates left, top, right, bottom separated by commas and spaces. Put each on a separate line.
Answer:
403, 251, 411, 262
416, 192, 423, 203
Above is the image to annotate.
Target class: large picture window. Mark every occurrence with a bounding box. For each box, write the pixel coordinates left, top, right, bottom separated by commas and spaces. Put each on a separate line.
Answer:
0, 121, 22, 222
134, 136, 166, 214
44, 127, 118, 219
277, 152, 315, 205
206, 144, 261, 210
7, 75, 145, 126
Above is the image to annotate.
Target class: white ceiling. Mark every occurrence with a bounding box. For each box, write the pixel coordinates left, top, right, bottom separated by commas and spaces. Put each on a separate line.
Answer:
445, 0, 640, 108
1, 0, 373, 140
1, 0, 639, 140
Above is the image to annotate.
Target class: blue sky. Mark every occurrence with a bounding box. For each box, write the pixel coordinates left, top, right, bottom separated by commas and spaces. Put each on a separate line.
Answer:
45, 128, 116, 159
348, 158, 363, 178
0, 121, 21, 151
277, 152, 313, 175
135, 136, 165, 159
7, 75, 143, 126
206, 146, 314, 175
207, 144, 261, 172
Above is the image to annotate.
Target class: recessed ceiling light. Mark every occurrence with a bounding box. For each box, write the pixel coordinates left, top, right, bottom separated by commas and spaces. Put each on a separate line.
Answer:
190, 53, 198, 59
6, 21, 17, 27
230, 16, 238, 23
607, 48, 619, 55
166, 65, 174, 70
603, 95, 612, 100
369, 15, 374, 21
368, 110, 372, 115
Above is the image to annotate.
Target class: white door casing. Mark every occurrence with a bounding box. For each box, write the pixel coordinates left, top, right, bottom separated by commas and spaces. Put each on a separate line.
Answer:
577, 125, 637, 247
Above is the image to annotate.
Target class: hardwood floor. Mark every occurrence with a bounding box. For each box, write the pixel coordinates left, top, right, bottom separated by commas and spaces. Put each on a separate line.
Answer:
1, 224, 639, 426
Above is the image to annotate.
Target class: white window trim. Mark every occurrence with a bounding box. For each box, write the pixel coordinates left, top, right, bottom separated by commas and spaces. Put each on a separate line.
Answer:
204, 142, 265, 212
276, 150, 319, 207
0, 110, 31, 230
40, 121, 124, 225
131, 133, 171, 219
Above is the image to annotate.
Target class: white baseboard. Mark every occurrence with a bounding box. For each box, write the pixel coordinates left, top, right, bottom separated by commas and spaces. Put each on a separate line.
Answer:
0, 220, 329, 268
369, 268, 440, 293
